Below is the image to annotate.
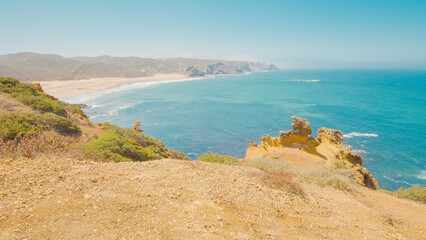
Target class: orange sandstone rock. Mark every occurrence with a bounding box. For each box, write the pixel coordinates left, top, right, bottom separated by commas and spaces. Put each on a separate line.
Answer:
134, 121, 143, 132
245, 116, 379, 189
316, 127, 379, 189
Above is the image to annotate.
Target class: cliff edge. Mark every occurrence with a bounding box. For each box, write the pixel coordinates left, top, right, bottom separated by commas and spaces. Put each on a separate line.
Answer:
245, 116, 379, 190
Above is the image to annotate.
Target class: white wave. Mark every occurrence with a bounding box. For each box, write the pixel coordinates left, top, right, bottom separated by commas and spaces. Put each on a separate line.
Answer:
352, 149, 368, 154
383, 175, 412, 186
89, 104, 104, 108
417, 171, 426, 180
288, 79, 321, 82
343, 132, 379, 138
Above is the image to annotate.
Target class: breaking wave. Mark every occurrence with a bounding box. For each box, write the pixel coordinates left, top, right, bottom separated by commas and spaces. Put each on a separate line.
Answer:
417, 171, 426, 180
343, 132, 379, 138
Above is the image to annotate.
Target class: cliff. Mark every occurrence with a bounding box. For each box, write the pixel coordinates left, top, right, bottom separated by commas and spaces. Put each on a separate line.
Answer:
0, 76, 189, 161
1, 78, 425, 239
245, 116, 379, 189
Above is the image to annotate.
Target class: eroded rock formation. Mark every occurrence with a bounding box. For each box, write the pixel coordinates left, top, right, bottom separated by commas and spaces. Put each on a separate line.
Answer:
134, 121, 143, 132
33, 82, 58, 100
278, 116, 320, 155
315, 127, 379, 189
245, 116, 379, 189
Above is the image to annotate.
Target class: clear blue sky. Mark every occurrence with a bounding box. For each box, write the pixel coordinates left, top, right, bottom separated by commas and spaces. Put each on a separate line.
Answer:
1, 0, 426, 69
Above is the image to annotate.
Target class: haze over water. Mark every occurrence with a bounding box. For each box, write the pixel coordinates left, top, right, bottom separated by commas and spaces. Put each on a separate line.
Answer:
75, 70, 426, 191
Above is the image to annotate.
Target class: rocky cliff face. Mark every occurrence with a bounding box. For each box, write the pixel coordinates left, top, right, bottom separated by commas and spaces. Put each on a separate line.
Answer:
186, 61, 278, 77
245, 116, 379, 189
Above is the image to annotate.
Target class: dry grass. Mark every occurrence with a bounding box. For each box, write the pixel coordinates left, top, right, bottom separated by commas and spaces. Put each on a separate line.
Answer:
242, 158, 305, 196
243, 158, 358, 193
243, 157, 298, 173
300, 166, 358, 192
0, 134, 74, 159
247, 169, 305, 196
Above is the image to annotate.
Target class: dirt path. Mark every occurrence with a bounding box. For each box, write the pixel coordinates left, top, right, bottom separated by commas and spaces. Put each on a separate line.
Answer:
1, 156, 425, 239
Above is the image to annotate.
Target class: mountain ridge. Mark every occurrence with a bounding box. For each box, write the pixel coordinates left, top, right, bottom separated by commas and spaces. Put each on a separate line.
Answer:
0, 52, 278, 81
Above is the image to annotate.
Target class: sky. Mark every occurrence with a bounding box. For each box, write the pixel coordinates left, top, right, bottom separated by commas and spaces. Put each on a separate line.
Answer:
1, 0, 426, 69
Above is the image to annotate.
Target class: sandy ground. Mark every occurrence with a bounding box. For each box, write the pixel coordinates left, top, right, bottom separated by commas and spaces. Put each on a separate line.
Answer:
37, 74, 190, 99
1, 156, 425, 239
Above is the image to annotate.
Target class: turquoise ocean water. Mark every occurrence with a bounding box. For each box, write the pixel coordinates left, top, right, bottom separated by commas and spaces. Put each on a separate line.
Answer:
70, 70, 426, 191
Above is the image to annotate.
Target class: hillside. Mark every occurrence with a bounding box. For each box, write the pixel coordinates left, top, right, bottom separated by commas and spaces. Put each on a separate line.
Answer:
0, 53, 278, 81
1, 157, 425, 239
0, 76, 188, 161
0, 77, 425, 239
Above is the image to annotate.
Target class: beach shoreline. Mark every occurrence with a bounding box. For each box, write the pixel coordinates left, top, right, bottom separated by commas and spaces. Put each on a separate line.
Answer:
37, 74, 192, 99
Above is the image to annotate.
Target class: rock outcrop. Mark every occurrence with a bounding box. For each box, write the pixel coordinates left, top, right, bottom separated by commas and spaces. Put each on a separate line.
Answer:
134, 121, 143, 132
32, 82, 58, 100
315, 127, 379, 189
278, 116, 320, 155
245, 116, 379, 189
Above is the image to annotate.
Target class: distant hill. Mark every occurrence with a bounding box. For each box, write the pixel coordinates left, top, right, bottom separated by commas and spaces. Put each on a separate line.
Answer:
0, 52, 278, 81
0, 53, 146, 81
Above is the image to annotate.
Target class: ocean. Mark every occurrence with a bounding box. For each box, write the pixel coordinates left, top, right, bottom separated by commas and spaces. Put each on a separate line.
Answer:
70, 70, 426, 191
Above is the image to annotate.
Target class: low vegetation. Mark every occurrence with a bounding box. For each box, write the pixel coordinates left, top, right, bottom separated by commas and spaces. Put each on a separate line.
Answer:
197, 154, 304, 195
301, 166, 358, 192
79, 125, 189, 162
0, 113, 80, 141
69, 103, 88, 118
198, 151, 239, 165
0, 76, 66, 115
198, 154, 359, 195
248, 169, 305, 196
0, 134, 74, 158
380, 185, 426, 204
79, 130, 150, 162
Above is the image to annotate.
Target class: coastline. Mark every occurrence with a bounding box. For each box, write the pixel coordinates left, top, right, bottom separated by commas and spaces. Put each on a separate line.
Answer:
38, 72, 256, 103
37, 74, 192, 99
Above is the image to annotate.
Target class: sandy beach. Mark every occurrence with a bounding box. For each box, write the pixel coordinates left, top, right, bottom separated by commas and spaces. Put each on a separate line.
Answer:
37, 74, 190, 99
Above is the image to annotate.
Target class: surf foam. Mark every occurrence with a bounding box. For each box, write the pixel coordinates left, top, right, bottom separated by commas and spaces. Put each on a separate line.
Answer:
343, 132, 379, 138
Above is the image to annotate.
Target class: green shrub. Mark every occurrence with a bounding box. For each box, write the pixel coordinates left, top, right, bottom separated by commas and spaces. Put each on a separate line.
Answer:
79, 127, 190, 162
79, 130, 149, 162
0, 113, 80, 141
69, 104, 88, 118
57, 101, 88, 119
0, 76, 66, 115
114, 126, 189, 160
167, 150, 190, 161
198, 151, 239, 164
0, 114, 42, 140
381, 185, 426, 204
